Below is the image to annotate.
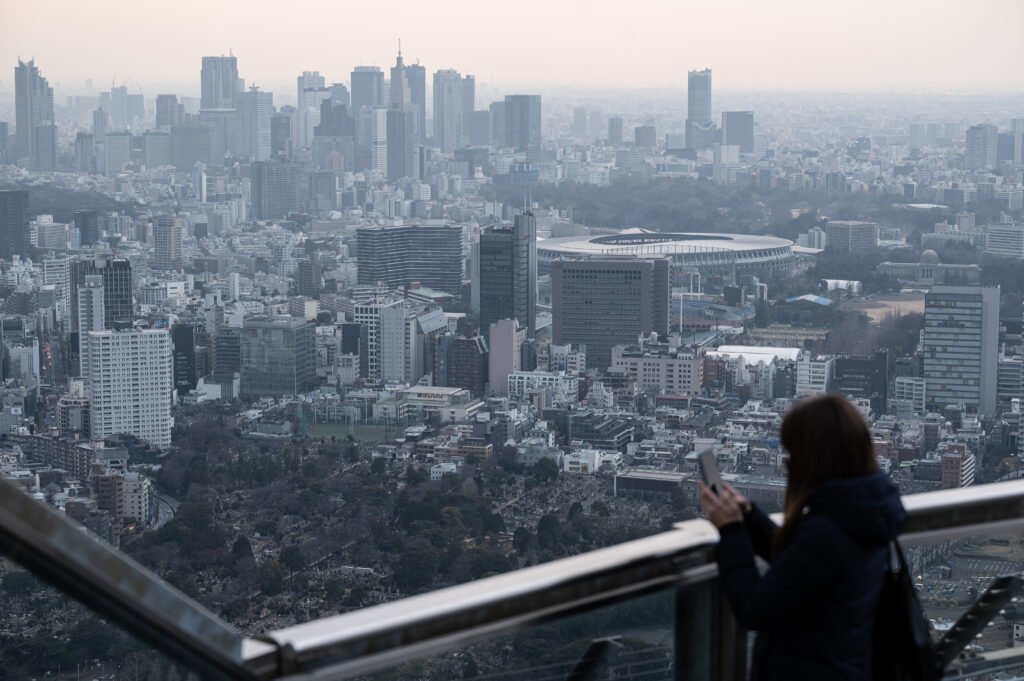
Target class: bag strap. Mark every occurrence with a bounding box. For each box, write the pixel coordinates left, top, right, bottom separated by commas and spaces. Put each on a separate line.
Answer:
890, 539, 910, 575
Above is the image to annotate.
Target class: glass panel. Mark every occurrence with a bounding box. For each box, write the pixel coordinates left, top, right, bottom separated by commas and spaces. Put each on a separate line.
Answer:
0, 563, 198, 681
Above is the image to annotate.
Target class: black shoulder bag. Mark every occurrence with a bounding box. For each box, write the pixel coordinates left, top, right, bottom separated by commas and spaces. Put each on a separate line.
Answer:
872, 540, 941, 681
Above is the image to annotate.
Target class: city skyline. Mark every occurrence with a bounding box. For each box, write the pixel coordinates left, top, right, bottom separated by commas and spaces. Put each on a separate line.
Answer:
2, 0, 1024, 95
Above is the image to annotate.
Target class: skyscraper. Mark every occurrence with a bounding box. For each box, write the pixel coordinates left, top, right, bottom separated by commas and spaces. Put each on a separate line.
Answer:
86, 329, 173, 448
251, 161, 297, 220
353, 298, 405, 382
239, 317, 317, 397
370, 106, 388, 174
406, 62, 426, 138
155, 94, 182, 129
68, 257, 133, 331
573, 108, 589, 139
722, 111, 754, 153
433, 69, 464, 153
478, 211, 537, 337
351, 66, 384, 109
386, 107, 415, 180
390, 47, 411, 110
76, 275, 104, 378
488, 319, 525, 396
965, 124, 998, 171
297, 71, 325, 108
0, 190, 29, 261
33, 125, 57, 171
686, 69, 714, 150
153, 214, 185, 270
608, 116, 623, 146
14, 59, 54, 165
236, 86, 273, 161
74, 210, 99, 246
461, 75, 475, 146
923, 286, 999, 416
490, 101, 507, 145
103, 132, 132, 176
504, 95, 542, 162
552, 255, 671, 370
356, 224, 463, 295
200, 55, 239, 110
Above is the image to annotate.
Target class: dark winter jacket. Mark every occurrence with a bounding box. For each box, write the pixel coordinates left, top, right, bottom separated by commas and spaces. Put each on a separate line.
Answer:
715, 470, 907, 681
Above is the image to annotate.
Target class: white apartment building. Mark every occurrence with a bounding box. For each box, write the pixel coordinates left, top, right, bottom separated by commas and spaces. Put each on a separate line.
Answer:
985, 223, 1024, 259
86, 329, 173, 448
507, 370, 581, 402
353, 298, 405, 382
122, 472, 152, 525
610, 345, 703, 396
894, 377, 927, 414
795, 354, 834, 396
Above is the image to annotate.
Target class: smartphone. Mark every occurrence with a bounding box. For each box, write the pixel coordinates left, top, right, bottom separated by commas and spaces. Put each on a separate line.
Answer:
699, 449, 722, 495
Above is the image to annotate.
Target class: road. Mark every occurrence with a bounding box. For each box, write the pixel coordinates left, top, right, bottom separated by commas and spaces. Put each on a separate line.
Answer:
153, 492, 180, 530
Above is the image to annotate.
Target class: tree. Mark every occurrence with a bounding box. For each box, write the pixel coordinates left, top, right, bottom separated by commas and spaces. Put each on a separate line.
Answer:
537, 514, 562, 550
531, 457, 559, 482
280, 544, 306, 574
231, 536, 253, 560
394, 540, 440, 592
513, 527, 536, 555
258, 562, 285, 595
590, 501, 610, 517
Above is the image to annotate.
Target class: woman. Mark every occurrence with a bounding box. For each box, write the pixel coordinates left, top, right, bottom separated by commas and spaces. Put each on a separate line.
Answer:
700, 393, 907, 681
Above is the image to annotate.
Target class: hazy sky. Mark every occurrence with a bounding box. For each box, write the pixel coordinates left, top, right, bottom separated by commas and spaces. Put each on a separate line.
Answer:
3, 0, 1023, 96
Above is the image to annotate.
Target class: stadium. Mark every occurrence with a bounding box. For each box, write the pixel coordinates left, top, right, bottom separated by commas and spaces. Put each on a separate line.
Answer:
538, 229, 799, 287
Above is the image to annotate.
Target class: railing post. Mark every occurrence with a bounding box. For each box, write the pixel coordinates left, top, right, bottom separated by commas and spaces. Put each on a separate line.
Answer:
675, 575, 747, 681
675, 579, 714, 680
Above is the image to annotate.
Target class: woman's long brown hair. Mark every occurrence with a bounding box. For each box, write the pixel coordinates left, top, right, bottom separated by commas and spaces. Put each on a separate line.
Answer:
774, 394, 878, 554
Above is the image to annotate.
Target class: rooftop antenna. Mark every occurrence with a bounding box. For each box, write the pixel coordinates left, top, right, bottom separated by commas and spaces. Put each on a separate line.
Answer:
398, 38, 401, 58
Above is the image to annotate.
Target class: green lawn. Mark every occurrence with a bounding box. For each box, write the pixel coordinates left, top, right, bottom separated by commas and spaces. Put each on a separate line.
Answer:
304, 423, 404, 441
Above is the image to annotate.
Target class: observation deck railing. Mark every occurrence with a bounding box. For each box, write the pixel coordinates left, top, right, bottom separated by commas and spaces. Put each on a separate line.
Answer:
1, 477, 1023, 680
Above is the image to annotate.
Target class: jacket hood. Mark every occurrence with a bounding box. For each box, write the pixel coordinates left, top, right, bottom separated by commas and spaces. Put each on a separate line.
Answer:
807, 470, 906, 545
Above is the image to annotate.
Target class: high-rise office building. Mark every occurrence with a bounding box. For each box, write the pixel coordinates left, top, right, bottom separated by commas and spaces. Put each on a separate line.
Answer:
271, 111, 292, 159
33, 125, 57, 171
143, 131, 171, 168
14, 59, 55, 166
155, 94, 182, 129
386, 107, 416, 180
170, 123, 211, 170
153, 214, 185, 270
236, 86, 273, 161
634, 125, 656, 150
686, 69, 714, 150
390, 48, 411, 110
357, 224, 463, 295
825, 220, 878, 253
74, 132, 94, 172
447, 335, 487, 393
68, 257, 133, 331
469, 110, 491, 147
478, 211, 537, 337
328, 83, 350, 107
923, 286, 999, 416
433, 69, 465, 153
608, 117, 623, 146
552, 255, 671, 370
461, 75, 475, 146
297, 71, 325, 108
297, 88, 331, 150
351, 66, 384, 109
407, 62, 426, 138
490, 101, 507, 146
0, 190, 29, 261
370, 106, 388, 174
965, 124, 998, 171
76, 275, 105, 378
200, 56, 239, 110
0, 121, 8, 164
573, 108, 589, 139
251, 161, 297, 220
353, 298, 405, 382
86, 329, 173, 448
103, 132, 132, 176
171, 323, 198, 394
93, 108, 109, 142
488, 318, 525, 396
239, 317, 316, 397
504, 95, 542, 162
74, 210, 99, 246
722, 111, 754, 153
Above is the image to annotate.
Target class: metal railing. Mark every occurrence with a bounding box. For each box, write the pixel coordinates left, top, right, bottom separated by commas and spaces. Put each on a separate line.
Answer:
2, 477, 1024, 681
